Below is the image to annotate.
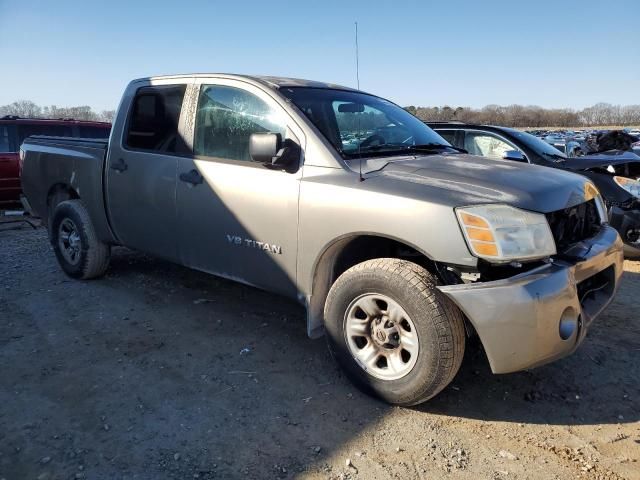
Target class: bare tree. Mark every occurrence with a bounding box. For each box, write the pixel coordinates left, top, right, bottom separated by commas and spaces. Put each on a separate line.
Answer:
0, 100, 42, 118
0, 100, 116, 123
99, 110, 116, 122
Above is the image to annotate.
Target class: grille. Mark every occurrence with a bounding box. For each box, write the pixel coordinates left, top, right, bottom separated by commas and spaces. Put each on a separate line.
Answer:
546, 199, 601, 252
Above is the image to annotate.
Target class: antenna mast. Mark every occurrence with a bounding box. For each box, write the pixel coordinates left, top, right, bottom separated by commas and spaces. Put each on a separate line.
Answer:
355, 21, 360, 90
355, 21, 364, 181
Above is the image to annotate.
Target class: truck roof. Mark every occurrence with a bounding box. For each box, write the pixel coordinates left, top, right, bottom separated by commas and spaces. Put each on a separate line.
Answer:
133, 73, 358, 92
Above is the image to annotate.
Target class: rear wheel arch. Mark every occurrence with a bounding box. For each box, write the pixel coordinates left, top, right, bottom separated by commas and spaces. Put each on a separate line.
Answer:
46, 183, 80, 227
306, 234, 439, 337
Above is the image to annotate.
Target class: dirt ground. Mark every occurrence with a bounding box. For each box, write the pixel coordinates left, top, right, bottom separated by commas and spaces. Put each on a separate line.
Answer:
1, 224, 638, 480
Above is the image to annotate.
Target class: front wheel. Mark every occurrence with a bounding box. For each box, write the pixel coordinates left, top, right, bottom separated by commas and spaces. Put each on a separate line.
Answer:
50, 200, 111, 279
324, 258, 466, 406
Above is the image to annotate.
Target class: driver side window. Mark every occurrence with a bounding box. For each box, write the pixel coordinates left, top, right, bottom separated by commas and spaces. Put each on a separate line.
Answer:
463, 131, 515, 160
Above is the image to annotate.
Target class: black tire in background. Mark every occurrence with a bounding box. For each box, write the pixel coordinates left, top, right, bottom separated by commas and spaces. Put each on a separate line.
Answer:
324, 258, 466, 406
50, 200, 110, 279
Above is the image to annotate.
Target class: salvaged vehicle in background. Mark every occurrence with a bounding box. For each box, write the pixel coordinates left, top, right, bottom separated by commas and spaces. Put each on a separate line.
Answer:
542, 135, 586, 157
21, 75, 623, 405
430, 123, 640, 257
0, 116, 110, 209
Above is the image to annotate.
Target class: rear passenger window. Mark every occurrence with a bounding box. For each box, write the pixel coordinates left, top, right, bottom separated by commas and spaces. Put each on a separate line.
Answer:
0, 126, 10, 152
126, 85, 186, 154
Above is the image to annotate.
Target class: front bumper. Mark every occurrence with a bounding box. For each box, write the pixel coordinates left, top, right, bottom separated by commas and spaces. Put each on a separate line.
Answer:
438, 225, 624, 374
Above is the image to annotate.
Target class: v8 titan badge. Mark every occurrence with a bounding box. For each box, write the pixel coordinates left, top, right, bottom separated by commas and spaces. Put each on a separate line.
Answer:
226, 234, 282, 255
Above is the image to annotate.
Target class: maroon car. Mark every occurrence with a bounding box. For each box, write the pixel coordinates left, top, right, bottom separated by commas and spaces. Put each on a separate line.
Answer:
0, 116, 111, 209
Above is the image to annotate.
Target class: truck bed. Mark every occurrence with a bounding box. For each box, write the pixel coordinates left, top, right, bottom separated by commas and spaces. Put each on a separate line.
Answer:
20, 135, 115, 242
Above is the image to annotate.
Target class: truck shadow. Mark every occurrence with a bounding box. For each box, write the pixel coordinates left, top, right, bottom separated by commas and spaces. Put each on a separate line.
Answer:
104, 249, 640, 434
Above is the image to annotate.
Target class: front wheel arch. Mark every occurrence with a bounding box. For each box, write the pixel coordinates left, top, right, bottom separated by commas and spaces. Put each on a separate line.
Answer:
306, 234, 439, 338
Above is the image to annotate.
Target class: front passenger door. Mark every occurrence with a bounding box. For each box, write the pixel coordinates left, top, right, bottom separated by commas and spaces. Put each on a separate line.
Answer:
176, 81, 304, 297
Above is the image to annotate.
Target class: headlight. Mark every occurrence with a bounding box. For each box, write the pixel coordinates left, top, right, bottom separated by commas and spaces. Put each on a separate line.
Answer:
584, 182, 608, 224
456, 204, 556, 263
613, 176, 640, 198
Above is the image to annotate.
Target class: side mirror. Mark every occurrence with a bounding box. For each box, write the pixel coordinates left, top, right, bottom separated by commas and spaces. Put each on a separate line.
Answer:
502, 150, 527, 162
249, 132, 300, 172
250, 132, 281, 163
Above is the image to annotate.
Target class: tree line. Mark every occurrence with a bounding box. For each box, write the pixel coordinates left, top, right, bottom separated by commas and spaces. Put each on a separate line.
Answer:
405, 102, 640, 128
3, 99, 640, 128
0, 100, 115, 123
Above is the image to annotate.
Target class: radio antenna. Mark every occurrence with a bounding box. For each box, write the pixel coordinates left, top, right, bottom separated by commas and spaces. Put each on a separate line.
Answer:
355, 21, 364, 182
355, 21, 360, 90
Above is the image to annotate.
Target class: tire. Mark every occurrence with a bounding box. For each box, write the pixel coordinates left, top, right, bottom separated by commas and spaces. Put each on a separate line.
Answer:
324, 258, 465, 406
50, 200, 110, 279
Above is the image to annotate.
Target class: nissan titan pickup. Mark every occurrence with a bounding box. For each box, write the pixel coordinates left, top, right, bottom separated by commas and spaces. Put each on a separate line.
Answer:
20, 74, 624, 405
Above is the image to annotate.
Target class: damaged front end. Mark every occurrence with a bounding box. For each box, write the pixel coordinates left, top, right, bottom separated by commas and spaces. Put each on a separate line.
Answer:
436, 198, 624, 374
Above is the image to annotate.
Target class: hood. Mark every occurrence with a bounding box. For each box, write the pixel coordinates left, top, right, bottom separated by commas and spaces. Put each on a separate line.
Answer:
360, 153, 596, 213
561, 149, 640, 172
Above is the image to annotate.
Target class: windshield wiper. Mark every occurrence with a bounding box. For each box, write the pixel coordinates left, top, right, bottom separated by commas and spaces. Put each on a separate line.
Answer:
407, 143, 467, 153
357, 143, 465, 155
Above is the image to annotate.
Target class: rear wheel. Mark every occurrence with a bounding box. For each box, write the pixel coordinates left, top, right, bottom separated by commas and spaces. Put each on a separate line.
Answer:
50, 200, 110, 279
324, 258, 465, 406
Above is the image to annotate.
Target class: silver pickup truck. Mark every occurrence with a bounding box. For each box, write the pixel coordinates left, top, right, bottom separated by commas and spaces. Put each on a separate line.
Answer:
21, 74, 624, 405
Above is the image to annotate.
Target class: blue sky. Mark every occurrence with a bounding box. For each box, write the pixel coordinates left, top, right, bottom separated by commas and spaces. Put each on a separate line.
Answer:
0, 0, 638, 111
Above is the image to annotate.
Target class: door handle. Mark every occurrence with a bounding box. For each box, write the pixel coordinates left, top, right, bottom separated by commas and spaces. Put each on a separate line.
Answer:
110, 158, 128, 173
179, 169, 204, 186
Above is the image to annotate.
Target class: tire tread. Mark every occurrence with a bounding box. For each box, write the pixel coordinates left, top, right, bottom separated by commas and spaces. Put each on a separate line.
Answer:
324, 258, 466, 405
51, 200, 110, 280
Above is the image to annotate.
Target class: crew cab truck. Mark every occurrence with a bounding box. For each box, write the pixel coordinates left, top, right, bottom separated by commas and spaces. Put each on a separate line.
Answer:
21, 74, 624, 405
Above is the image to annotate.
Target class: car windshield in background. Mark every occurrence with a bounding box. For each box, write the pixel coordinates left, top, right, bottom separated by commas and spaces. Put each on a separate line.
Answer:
506, 128, 567, 162
280, 87, 452, 158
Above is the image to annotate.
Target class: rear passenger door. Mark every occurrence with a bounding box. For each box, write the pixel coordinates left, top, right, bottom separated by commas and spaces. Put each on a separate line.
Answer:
105, 81, 189, 261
